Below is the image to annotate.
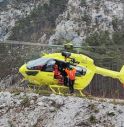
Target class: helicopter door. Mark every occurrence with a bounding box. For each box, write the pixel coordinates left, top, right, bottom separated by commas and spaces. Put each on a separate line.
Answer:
40, 59, 56, 84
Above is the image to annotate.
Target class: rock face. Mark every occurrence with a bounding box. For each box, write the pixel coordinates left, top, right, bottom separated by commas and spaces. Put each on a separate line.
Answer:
0, 0, 123, 44
0, 0, 49, 41
0, 0, 69, 42
0, 92, 124, 127
49, 0, 124, 45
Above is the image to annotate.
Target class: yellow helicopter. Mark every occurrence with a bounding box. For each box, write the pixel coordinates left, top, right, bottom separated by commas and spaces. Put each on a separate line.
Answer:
17, 42, 124, 96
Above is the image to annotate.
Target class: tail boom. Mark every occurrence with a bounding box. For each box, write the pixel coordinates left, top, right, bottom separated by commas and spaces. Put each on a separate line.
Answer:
95, 66, 124, 84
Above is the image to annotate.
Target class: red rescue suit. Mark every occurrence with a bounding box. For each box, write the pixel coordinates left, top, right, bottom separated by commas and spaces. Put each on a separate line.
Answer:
53, 64, 63, 84
53, 64, 60, 79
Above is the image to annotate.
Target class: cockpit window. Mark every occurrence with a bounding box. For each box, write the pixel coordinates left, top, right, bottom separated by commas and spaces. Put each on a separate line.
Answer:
75, 66, 87, 76
27, 58, 51, 70
45, 60, 56, 72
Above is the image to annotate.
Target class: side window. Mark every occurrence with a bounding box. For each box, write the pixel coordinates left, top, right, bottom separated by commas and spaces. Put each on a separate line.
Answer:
75, 66, 87, 76
45, 60, 56, 72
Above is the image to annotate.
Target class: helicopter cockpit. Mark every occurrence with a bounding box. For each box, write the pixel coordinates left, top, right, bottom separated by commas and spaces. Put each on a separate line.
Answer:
26, 57, 87, 77
27, 58, 58, 72
27, 58, 53, 71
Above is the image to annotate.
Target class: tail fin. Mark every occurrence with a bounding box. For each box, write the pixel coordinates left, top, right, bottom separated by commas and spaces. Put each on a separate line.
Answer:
119, 66, 124, 84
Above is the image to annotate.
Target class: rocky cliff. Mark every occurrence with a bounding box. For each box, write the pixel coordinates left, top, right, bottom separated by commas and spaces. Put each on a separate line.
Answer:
0, 0, 50, 41
49, 0, 124, 45
0, 0, 123, 45
0, 92, 124, 127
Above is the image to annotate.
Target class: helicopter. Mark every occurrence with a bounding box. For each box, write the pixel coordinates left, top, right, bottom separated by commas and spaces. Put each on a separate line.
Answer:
1, 40, 124, 96
17, 41, 124, 96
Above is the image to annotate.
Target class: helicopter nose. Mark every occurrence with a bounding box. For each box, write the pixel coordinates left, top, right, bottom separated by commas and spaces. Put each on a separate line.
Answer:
19, 64, 27, 75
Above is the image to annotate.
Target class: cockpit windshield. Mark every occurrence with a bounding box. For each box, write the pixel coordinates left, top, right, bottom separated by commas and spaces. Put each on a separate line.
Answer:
27, 58, 51, 70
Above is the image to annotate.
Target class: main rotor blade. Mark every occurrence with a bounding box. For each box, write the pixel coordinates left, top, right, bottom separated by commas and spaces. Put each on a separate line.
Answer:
0, 40, 64, 48
74, 45, 124, 49
74, 45, 100, 49
1, 40, 124, 50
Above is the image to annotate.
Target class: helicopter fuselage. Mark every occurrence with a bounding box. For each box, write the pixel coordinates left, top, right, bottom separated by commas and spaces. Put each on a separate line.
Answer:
19, 53, 96, 90
19, 52, 124, 93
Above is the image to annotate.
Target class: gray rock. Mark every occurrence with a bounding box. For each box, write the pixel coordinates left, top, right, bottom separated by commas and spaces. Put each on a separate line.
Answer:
0, 92, 124, 127
49, 0, 123, 46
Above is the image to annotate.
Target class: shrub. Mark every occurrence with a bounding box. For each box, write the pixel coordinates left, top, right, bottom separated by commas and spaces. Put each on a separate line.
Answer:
89, 115, 97, 124
21, 96, 30, 108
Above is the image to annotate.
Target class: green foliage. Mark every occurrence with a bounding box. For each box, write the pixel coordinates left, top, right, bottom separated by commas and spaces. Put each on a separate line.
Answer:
88, 104, 96, 110
112, 17, 124, 45
110, 99, 124, 106
8, 121, 16, 127
85, 30, 124, 68
21, 96, 30, 107
34, 89, 52, 95
112, 32, 124, 45
112, 18, 119, 31
85, 32, 100, 46
82, 11, 92, 25
88, 104, 99, 113
80, 0, 86, 6
85, 31, 112, 46
89, 115, 97, 124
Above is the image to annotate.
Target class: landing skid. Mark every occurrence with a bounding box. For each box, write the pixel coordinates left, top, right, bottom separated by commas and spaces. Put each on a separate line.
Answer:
19, 79, 86, 97
49, 85, 85, 97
